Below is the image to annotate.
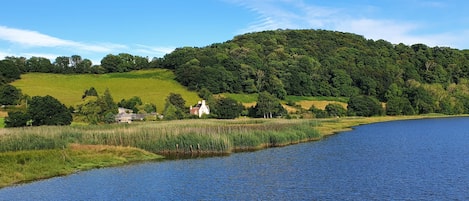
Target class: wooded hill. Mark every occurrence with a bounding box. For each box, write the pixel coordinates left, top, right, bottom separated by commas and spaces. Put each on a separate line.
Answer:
159, 29, 469, 115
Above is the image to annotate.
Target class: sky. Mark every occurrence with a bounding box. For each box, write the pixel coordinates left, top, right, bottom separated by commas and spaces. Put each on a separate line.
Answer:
1, 0, 468, 65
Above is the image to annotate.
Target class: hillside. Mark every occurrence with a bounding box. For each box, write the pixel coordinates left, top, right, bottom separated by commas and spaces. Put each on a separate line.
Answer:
158, 29, 469, 115
11, 69, 200, 111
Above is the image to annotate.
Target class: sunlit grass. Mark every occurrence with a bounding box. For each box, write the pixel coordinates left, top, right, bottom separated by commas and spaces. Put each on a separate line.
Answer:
11, 69, 200, 110
0, 144, 162, 188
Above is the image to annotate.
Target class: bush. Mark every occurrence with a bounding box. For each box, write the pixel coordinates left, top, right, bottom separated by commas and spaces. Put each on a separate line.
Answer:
325, 103, 347, 117
347, 95, 383, 117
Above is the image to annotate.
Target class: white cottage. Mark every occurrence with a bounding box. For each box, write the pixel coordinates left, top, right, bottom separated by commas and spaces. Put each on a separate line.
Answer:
190, 100, 210, 117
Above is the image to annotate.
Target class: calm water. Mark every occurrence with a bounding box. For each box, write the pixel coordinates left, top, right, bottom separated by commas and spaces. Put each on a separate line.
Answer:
1, 117, 468, 200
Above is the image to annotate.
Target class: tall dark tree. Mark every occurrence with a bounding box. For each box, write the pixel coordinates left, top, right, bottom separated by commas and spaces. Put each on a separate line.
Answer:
101, 54, 122, 73
0, 84, 22, 105
212, 97, 244, 119
166, 93, 186, 111
0, 60, 21, 83
347, 95, 383, 117
27, 95, 72, 126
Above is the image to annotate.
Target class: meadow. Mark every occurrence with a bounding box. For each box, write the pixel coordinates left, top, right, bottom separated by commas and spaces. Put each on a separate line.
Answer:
11, 69, 201, 110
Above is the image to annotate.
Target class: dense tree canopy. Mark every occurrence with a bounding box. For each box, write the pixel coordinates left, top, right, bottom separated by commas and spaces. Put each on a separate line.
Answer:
212, 97, 244, 119
27, 95, 72, 126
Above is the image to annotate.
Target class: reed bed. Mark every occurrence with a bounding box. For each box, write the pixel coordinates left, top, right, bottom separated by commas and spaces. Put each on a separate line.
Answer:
0, 119, 320, 154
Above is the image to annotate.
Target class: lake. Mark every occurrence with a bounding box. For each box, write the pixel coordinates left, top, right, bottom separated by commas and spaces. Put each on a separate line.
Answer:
1, 117, 468, 200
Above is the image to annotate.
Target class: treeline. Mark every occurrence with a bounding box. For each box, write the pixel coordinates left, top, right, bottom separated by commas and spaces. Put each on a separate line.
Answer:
3, 29, 469, 116
0, 54, 160, 77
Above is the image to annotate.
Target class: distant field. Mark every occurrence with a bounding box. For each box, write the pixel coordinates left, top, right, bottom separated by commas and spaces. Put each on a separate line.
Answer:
0, 117, 4, 128
11, 69, 200, 111
223, 93, 348, 111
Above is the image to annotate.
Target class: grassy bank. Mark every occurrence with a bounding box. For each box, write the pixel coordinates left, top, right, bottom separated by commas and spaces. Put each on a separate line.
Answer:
0, 144, 162, 188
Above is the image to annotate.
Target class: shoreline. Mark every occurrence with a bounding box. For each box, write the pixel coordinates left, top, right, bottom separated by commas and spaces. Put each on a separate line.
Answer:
1, 114, 465, 188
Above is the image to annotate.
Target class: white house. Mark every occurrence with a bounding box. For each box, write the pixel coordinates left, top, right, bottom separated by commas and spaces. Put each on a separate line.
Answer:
190, 100, 210, 117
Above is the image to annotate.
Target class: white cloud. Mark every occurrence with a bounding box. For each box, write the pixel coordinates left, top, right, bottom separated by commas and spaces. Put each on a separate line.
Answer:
0, 26, 125, 53
135, 44, 175, 57
227, 0, 469, 49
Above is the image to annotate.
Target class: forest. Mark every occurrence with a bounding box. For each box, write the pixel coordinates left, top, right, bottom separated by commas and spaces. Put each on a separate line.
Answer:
2, 29, 469, 116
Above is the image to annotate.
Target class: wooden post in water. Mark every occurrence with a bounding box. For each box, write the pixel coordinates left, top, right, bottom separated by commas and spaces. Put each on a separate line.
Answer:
176, 144, 179, 153
197, 143, 201, 153
190, 145, 193, 153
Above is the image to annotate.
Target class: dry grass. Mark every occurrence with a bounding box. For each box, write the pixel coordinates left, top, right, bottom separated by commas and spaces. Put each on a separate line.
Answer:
298, 100, 348, 110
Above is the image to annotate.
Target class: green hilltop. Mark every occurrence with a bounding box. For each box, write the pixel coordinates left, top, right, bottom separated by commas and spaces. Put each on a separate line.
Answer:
11, 69, 200, 111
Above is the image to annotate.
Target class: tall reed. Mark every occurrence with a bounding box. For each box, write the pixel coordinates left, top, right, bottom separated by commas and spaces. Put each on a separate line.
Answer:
0, 119, 320, 154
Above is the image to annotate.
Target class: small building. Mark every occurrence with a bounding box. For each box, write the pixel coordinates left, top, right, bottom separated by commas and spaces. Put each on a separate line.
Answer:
115, 107, 146, 123
190, 100, 210, 117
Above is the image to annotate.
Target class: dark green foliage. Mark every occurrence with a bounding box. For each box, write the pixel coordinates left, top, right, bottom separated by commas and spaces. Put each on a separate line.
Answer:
5, 111, 30, 127
141, 103, 157, 113
82, 87, 98, 98
76, 88, 118, 124
309, 105, 328, 118
166, 93, 186, 111
212, 97, 244, 119
0, 60, 21, 83
347, 95, 383, 117
28, 95, 72, 126
386, 97, 414, 115
163, 93, 187, 120
249, 92, 287, 118
0, 84, 22, 105
118, 96, 143, 113
325, 103, 347, 117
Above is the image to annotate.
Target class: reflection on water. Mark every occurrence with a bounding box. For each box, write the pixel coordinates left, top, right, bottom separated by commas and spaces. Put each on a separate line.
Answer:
1, 117, 468, 200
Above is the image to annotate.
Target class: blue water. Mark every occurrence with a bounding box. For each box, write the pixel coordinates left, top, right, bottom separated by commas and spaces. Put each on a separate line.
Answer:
1, 117, 468, 200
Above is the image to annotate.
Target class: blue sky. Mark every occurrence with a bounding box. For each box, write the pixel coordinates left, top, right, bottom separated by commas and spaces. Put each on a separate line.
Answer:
1, 0, 468, 65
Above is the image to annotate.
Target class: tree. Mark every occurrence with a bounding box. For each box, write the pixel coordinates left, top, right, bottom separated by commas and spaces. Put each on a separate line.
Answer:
325, 103, 347, 117
5, 111, 30, 127
309, 105, 328, 118
99, 88, 118, 116
166, 93, 186, 111
347, 95, 383, 117
0, 84, 22, 105
82, 87, 98, 99
386, 97, 414, 115
0, 60, 21, 83
77, 88, 118, 124
141, 103, 157, 113
100, 54, 122, 73
27, 95, 72, 126
118, 96, 143, 113
255, 91, 284, 118
212, 97, 244, 119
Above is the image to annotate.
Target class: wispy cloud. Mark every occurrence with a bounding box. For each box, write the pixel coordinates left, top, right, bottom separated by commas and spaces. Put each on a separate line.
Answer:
135, 44, 176, 57
0, 26, 125, 53
226, 0, 469, 48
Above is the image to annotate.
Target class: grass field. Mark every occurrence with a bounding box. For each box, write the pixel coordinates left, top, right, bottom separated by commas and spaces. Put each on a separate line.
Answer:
11, 69, 200, 111
223, 93, 348, 111
0, 118, 4, 128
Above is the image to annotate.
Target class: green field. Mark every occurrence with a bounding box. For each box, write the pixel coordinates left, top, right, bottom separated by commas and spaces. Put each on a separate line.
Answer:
0, 118, 4, 128
11, 69, 200, 111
